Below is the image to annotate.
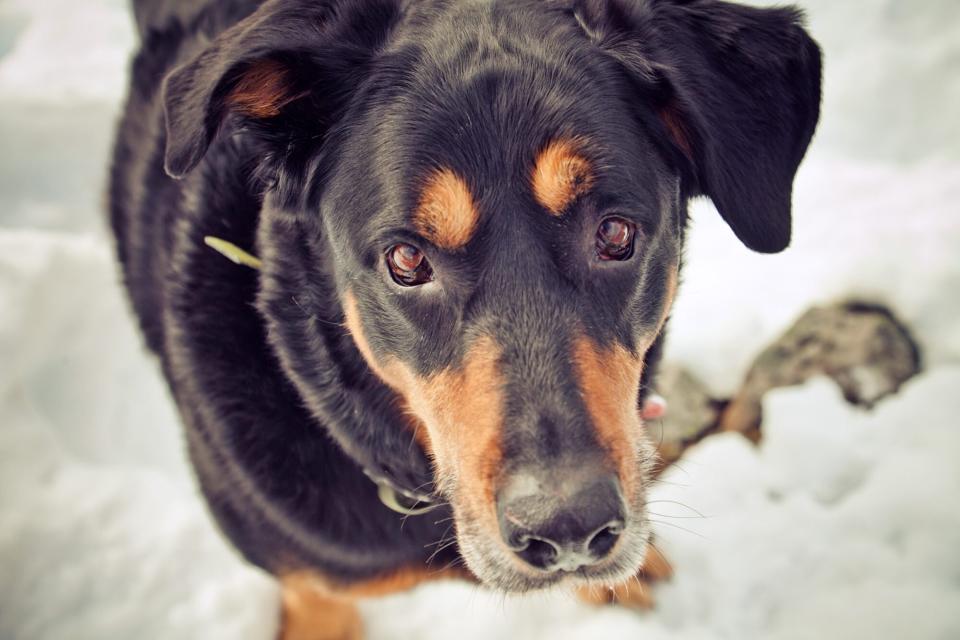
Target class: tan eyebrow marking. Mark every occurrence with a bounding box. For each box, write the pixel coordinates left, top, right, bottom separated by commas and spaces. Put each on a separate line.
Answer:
413, 168, 479, 250
531, 137, 595, 216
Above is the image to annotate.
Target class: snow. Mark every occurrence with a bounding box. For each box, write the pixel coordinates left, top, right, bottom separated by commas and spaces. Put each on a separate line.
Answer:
1, 1, 958, 639
670, 157, 960, 395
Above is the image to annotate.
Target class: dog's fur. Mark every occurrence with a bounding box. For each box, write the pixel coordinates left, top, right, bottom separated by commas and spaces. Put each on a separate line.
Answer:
110, 0, 820, 634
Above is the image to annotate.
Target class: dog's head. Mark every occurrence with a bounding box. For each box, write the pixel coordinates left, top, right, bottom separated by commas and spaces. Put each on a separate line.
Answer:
162, 0, 820, 591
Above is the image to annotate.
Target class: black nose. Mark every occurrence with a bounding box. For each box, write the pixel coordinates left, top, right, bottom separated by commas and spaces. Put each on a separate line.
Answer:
497, 470, 625, 572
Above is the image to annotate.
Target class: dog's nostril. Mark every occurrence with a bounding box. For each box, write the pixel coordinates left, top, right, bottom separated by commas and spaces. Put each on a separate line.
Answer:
510, 532, 532, 551
498, 471, 625, 572
515, 536, 559, 571
587, 521, 624, 560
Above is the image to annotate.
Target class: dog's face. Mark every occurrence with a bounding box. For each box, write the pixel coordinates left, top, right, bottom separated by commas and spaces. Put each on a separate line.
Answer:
331, 43, 680, 589
162, 0, 820, 590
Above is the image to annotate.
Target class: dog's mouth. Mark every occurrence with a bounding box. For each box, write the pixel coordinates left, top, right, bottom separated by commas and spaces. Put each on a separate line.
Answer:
458, 533, 654, 593
429, 436, 658, 592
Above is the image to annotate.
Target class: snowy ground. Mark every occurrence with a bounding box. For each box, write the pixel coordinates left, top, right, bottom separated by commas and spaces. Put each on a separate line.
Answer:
1, 1, 959, 639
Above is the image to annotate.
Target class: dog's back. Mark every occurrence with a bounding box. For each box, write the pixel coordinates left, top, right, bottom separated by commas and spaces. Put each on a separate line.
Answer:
108, 0, 451, 584
109, 0, 260, 354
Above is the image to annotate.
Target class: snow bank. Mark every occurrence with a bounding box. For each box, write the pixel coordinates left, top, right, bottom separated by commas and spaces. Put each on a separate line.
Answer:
796, 0, 960, 164
0, 0, 133, 104
0, 232, 279, 640
669, 156, 960, 396
0, 0, 134, 233
1, 0, 959, 638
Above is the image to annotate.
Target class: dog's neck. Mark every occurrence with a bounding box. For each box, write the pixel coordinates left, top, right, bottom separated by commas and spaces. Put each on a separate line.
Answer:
203, 231, 444, 517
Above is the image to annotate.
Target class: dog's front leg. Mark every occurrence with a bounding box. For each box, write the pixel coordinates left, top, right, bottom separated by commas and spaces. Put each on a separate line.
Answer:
279, 575, 362, 640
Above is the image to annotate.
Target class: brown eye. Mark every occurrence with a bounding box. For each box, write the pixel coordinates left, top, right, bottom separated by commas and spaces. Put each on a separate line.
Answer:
386, 243, 434, 286
595, 217, 636, 261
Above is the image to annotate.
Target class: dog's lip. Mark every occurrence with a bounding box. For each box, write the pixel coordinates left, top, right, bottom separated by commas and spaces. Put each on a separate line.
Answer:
498, 561, 626, 591
492, 540, 636, 589
452, 496, 648, 591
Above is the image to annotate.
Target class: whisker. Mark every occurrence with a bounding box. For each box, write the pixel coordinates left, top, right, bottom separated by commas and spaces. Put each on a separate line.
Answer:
425, 523, 457, 565
424, 529, 455, 548
647, 511, 708, 520
648, 518, 706, 539
653, 416, 665, 452
426, 538, 459, 566
645, 500, 707, 518
435, 556, 465, 576
646, 476, 692, 489
647, 539, 671, 569
666, 459, 695, 480
407, 479, 435, 494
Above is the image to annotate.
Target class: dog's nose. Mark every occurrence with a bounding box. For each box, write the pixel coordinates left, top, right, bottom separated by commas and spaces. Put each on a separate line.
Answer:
497, 471, 625, 572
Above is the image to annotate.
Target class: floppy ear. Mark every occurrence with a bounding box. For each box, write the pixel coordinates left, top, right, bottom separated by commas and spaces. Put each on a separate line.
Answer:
578, 0, 822, 253
162, 0, 400, 182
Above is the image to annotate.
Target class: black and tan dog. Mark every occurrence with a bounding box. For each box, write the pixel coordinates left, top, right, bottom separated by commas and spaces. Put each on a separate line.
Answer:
110, 0, 821, 636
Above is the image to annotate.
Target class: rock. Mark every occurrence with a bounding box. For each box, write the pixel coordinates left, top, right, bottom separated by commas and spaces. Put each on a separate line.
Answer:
719, 301, 922, 437
650, 363, 719, 468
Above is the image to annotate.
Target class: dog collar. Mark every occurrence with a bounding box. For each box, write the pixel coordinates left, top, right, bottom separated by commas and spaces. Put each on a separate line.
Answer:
204, 235, 443, 517
363, 470, 443, 516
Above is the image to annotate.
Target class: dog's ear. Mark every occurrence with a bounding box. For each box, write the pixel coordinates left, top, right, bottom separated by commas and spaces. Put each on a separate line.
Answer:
577, 0, 822, 253
162, 0, 400, 182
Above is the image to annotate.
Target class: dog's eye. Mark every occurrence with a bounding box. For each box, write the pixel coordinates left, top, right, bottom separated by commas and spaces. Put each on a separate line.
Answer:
386, 243, 434, 286
595, 217, 636, 261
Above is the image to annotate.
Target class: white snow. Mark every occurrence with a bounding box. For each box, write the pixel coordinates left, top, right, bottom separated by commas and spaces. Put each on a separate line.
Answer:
1, 1, 958, 639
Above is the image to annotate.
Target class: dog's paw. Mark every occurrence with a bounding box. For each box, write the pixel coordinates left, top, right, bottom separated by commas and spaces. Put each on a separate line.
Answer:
577, 546, 673, 610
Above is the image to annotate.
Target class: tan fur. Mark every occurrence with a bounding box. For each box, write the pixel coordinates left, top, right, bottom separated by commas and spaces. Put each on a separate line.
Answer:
342, 292, 433, 453
414, 168, 479, 250
571, 265, 679, 500
661, 266, 679, 327
279, 566, 470, 640
578, 577, 655, 609
284, 565, 468, 600
342, 565, 471, 598
343, 290, 505, 526
572, 335, 646, 500
640, 544, 675, 582
227, 59, 303, 119
531, 138, 595, 216
279, 575, 362, 640
576, 545, 673, 610
415, 336, 504, 523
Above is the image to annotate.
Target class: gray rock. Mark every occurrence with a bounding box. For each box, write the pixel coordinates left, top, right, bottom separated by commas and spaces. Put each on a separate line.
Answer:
650, 363, 718, 467
719, 301, 921, 437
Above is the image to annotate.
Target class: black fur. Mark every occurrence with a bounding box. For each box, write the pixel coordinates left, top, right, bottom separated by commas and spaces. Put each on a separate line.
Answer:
111, 0, 821, 587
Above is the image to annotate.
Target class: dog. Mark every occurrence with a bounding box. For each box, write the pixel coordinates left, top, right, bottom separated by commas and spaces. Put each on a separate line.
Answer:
109, 0, 821, 637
